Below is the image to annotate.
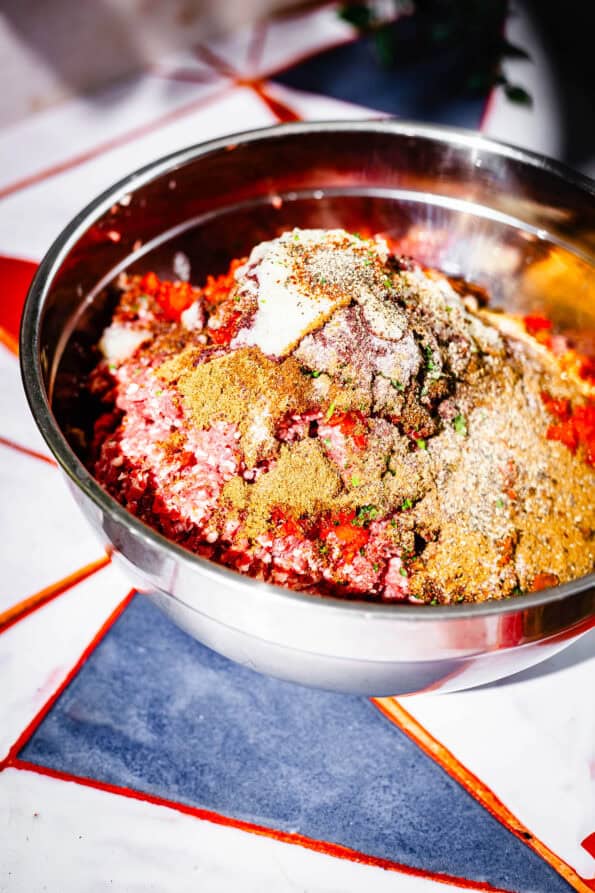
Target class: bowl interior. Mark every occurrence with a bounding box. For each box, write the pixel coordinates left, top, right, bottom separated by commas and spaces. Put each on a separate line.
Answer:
27, 122, 595, 609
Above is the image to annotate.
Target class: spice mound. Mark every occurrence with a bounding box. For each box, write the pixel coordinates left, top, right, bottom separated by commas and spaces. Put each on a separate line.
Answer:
88, 228, 595, 603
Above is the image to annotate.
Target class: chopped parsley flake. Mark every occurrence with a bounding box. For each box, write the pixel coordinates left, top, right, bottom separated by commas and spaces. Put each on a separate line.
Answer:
384, 278, 393, 289
453, 413, 467, 436
416, 439, 427, 450
496, 497, 504, 508
350, 475, 361, 487
325, 400, 336, 421
354, 504, 378, 525
399, 567, 408, 577
391, 379, 404, 391
373, 562, 379, 572
401, 498, 413, 510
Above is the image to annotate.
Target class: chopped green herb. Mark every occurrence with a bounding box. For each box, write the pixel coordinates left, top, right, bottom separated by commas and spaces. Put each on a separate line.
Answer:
445, 305, 453, 313
373, 562, 380, 572
511, 586, 525, 596
293, 232, 300, 241
325, 400, 336, 421
323, 437, 331, 446
354, 504, 378, 525
430, 598, 439, 605
155, 389, 163, 396
352, 232, 362, 240
390, 518, 397, 528
453, 413, 467, 436
383, 277, 393, 289
359, 546, 366, 556
416, 439, 427, 451
401, 498, 413, 511
108, 363, 117, 372
350, 475, 361, 487
319, 543, 328, 555
319, 277, 327, 285
391, 379, 404, 391
233, 295, 240, 302
496, 497, 504, 509
399, 567, 408, 577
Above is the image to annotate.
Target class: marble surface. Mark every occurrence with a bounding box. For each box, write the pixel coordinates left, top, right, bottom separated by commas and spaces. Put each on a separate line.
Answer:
1, 4, 593, 892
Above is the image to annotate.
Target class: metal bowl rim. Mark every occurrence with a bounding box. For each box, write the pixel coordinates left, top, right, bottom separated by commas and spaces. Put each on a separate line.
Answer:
19, 118, 595, 624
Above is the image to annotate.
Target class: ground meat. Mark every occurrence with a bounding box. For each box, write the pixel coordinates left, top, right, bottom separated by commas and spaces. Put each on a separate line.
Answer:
87, 229, 595, 604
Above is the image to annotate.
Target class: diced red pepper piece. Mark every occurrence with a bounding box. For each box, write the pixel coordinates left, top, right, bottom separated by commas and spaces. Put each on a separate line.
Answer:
546, 422, 579, 452
540, 391, 571, 421
523, 315, 552, 336
209, 311, 242, 345
579, 356, 595, 383
327, 410, 368, 449
530, 572, 559, 592
319, 509, 370, 563
139, 272, 195, 321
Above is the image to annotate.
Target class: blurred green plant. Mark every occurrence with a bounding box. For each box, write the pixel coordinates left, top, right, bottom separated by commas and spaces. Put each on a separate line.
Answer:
338, 0, 532, 105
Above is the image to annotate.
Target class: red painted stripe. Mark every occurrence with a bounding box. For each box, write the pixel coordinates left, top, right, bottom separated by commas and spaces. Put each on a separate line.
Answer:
0, 435, 56, 467
193, 43, 238, 79
373, 698, 594, 893
479, 85, 497, 133
0, 555, 112, 636
150, 66, 222, 86
246, 20, 269, 75
0, 85, 232, 203
250, 82, 302, 123
10, 758, 514, 893
582, 832, 595, 859
0, 255, 39, 346
0, 589, 135, 768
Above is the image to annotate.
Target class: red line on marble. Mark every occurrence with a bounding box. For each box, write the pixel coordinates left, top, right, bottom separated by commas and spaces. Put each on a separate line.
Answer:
10, 758, 514, 892
0, 588, 135, 769
150, 66, 221, 86
248, 82, 302, 122
479, 85, 497, 133
0, 85, 232, 203
0, 555, 112, 636
0, 326, 19, 355
193, 43, 238, 79
582, 833, 595, 859
372, 697, 594, 893
259, 33, 357, 83
246, 20, 269, 75
0, 435, 56, 467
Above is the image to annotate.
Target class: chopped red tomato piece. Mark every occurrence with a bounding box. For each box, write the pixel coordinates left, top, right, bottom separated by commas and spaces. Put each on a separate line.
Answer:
327, 410, 368, 449
140, 272, 195, 321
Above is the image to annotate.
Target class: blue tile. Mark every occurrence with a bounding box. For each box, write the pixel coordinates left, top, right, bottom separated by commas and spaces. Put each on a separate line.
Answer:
21, 596, 571, 892
272, 38, 486, 128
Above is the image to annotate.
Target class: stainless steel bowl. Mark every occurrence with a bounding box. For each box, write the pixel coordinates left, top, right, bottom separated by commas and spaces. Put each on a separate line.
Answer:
20, 121, 595, 695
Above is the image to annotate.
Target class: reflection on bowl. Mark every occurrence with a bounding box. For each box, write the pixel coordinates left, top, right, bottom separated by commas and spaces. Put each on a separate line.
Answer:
20, 121, 595, 695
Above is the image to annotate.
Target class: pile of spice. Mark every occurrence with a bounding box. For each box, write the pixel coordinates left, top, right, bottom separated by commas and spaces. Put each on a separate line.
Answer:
87, 229, 595, 603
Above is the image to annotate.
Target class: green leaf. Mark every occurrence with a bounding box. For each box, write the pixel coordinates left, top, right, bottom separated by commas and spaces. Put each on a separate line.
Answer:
338, 3, 373, 30
504, 83, 533, 107
453, 413, 467, 436
500, 39, 531, 61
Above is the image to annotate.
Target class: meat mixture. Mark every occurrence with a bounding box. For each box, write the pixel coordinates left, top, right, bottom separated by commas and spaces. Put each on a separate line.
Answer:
87, 229, 595, 603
